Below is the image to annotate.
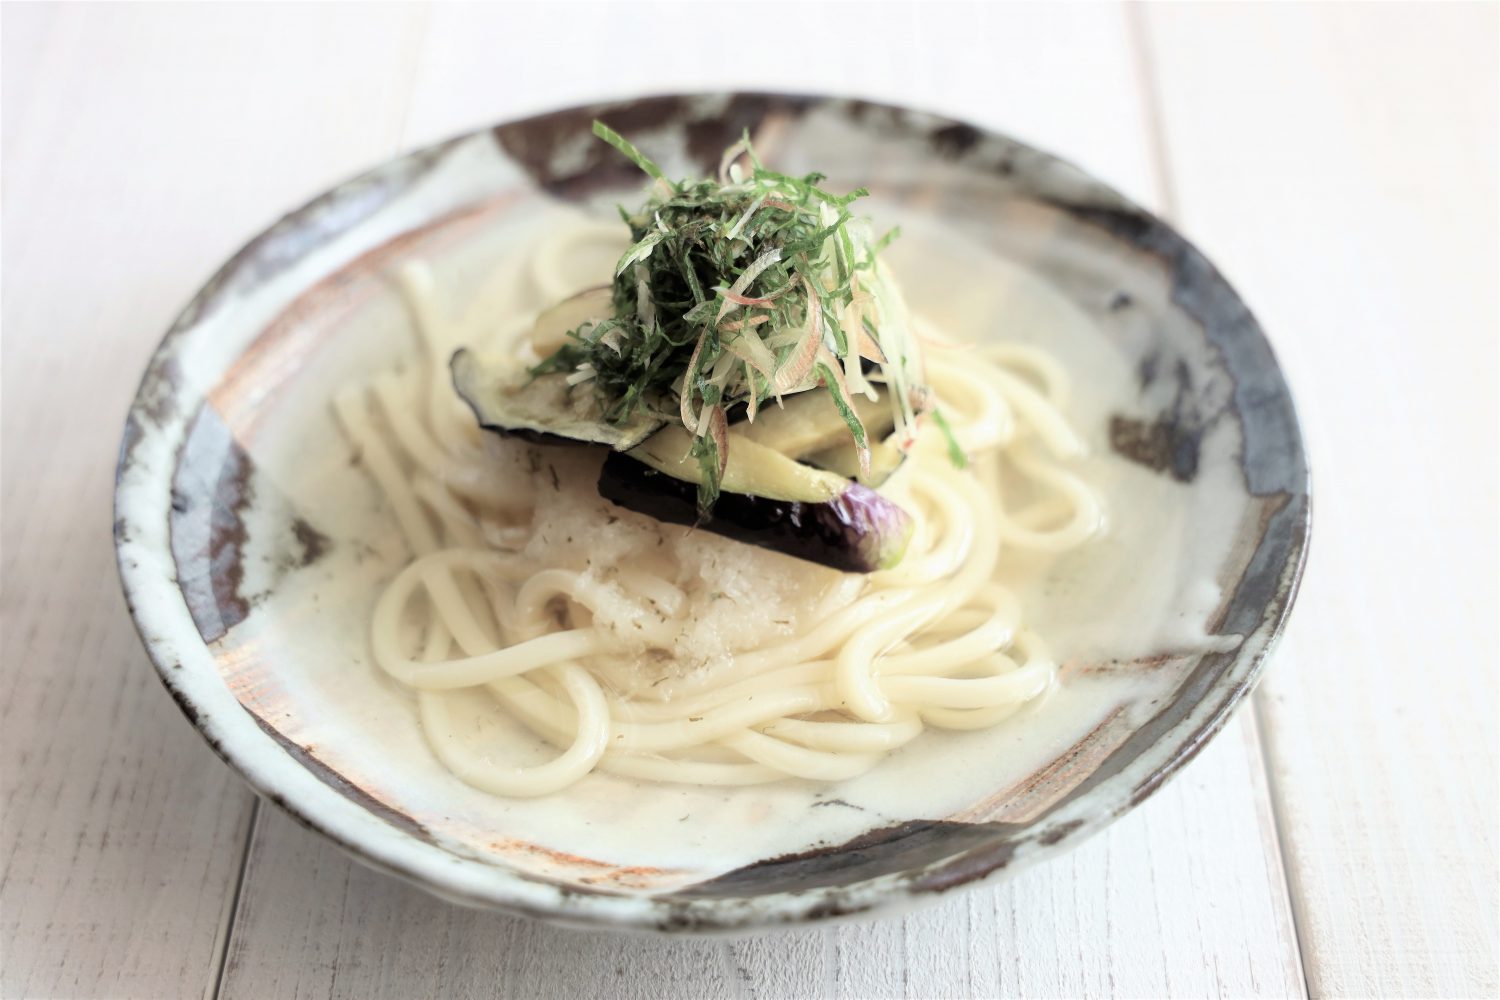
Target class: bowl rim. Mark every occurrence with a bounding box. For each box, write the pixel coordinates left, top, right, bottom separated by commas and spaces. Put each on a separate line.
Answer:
113, 89, 1312, 932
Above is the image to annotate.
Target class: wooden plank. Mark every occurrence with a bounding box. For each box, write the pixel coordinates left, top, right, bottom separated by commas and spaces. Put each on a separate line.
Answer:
219, 710, 1299, 1000
217, 5, 1304, 998
1, 4, 58, 142
399, 1, 1162, 206
1142, 4, 1499, 996
0, 6, 424, 997
736, 708, 1302, 999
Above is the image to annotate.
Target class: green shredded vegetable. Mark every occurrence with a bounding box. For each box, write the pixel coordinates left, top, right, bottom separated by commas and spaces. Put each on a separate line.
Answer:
534, 121, 932, 511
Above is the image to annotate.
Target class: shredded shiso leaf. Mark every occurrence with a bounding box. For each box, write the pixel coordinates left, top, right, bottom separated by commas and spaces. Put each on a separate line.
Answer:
533, 121, 958, 512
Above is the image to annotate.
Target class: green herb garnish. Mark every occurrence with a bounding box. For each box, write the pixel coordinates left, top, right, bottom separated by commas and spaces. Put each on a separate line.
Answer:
534, 121, 930, 512
930, 407, 967, 469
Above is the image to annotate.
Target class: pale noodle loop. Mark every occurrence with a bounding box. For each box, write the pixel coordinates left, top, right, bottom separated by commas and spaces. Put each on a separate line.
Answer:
334, 240, 1102, 796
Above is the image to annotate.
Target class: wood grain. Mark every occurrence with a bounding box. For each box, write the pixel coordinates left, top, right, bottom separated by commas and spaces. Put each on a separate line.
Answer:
1143, 4, 1499, 996
398, 2, 1162, 207
0, 5, 421, 997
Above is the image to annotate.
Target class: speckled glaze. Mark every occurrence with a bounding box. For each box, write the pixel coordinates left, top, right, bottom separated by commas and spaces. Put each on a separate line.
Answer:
113, 93, 1310, 932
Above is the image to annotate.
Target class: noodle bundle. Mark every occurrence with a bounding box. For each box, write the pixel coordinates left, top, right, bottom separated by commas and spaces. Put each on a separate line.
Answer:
335, 229, 1101, 796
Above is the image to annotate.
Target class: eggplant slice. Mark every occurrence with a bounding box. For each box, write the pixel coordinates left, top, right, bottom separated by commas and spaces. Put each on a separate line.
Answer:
600, 437, 914, 573
451, 347, 663, 450
802, 437, 907, 486
453, 350, 915, 572
625, 425, 849, 503
737, 389, 893, 458
737, 388, 905, 487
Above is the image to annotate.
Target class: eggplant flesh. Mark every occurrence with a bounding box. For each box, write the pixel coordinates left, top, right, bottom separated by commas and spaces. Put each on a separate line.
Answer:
450, 348, 663, 451
737, 389, 895, 459
528, 286, 613, 357
452, 335, 917, 571
626, 425, 848, 503
598, 452, 914, 573
737, 387, 904, 486
802, 437, 907, 487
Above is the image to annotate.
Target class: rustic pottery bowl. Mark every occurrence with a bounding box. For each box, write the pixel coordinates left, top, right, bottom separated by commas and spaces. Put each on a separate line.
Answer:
114, 93, 1309, 932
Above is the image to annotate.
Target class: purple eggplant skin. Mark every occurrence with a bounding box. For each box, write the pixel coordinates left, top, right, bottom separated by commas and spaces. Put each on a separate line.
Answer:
467, 422, 592, 450
597, 453, 914, 573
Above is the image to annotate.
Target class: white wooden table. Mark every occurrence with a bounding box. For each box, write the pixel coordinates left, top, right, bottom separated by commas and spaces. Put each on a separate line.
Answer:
3, 4, 1495, 997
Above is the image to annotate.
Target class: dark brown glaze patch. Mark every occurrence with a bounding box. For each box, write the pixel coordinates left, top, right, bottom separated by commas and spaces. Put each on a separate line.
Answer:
875, 818, 1092, 898
290, 517, 330, 568
1038, 818, 1086, 846
168, 405, 336, 642
493, 93, 815, 199
1110, 358, 1228, 484
672, 820, 1017, 898
170, 405, 254, 643
247, 712, 436, 845
930, 122, 983, 159
1042, 202, 1308, 500
1109, 415, 1201, 482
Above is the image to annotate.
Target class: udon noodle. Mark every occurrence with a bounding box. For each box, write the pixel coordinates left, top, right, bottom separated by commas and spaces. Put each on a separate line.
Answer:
335, 223, 1102, 796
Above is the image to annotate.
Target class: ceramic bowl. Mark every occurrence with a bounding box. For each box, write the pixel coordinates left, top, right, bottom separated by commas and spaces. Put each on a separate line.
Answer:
114, 93, 1309, 932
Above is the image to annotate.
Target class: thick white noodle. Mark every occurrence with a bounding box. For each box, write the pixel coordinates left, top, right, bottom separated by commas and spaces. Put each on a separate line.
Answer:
336, 229, 1103, 796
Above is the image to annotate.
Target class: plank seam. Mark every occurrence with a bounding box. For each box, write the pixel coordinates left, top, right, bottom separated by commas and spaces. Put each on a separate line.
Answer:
1124, 2, 1178, 215
1124, 4, 1312, 996
208, 798, 260, 1000
1250, 694, 1314, 997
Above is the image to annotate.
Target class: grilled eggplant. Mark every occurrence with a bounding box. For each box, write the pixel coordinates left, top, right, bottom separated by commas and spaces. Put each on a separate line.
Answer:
599, 450, 913, 573
450, 348, 663, 451
599, 425, 914, 572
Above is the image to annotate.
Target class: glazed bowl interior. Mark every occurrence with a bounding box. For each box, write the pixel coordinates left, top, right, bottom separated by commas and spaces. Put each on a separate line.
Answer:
114, 93, 1308, 931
